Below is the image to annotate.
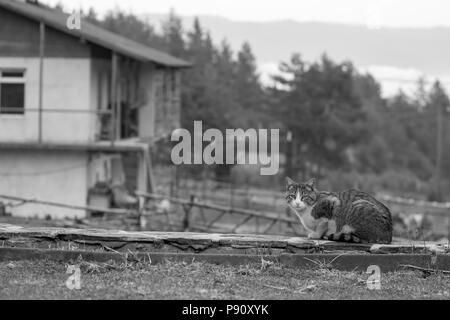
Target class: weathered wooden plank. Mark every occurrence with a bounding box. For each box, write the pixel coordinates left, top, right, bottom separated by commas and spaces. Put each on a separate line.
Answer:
0, 224, 448, 255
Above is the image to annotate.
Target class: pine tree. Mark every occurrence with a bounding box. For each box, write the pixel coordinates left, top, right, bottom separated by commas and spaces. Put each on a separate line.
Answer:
214, 40, 238, 128
428, 81, 450, 199
235, 42, 264, 127
272, 54, 368, 175
181, 18, 218, 130
101, 9, 164, 49
161, 9, 186, 58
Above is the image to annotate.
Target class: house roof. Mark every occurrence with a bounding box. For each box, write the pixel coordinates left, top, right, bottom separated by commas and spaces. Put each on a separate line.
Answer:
0, 0, 191, 68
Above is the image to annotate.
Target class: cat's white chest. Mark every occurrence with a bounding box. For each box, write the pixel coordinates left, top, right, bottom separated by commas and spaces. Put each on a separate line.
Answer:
292, 206, 317, 232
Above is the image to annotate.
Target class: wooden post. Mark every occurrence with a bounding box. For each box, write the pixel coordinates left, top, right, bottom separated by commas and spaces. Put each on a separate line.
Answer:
201, 169, 206, 200
182, 195, 196, 231
434, 102, 444, 200
285, 130, 294, 230
137, 150, 148, 195
137, 195, 145, 229
174, 165, 180, 197
110, 52, 118, 143
145, 147, 155, 193
230, 179, 235, 209
448, 213, 450, 242
116, 59, 122, 140
38, 22, 45, 143
170, 166, 175, 198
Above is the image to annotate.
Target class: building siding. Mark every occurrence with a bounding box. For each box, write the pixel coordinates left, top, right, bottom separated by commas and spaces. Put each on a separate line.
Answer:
0, 150, 88, 219
0, 6, 90, 58
0, 4, 183, 219
0, 57, 93, 143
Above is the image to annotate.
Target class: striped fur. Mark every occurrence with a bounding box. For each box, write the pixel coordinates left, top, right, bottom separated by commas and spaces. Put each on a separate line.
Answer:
286, 177, 392, 244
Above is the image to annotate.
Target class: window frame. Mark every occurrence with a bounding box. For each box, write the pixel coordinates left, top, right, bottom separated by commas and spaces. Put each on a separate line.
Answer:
0, 69, 26, 116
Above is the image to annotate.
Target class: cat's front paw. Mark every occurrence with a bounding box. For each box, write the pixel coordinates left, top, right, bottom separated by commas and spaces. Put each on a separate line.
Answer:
307, 232, 322, 240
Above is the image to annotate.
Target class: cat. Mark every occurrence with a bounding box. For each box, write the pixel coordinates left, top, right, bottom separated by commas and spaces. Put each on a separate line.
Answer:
285, 177, 392, 244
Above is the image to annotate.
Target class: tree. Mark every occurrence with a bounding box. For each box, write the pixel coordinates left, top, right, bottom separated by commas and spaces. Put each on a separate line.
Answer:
161, 9, 186, 57
234, 42, 264, 128
271, 54, 368, 175
427, 81, 450, 200
100, 9, 164, 49
181, 19, 218, 130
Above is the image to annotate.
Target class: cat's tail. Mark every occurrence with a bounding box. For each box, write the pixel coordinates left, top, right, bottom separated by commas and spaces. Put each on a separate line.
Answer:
325, 232, 391, 244
325, 233, 363, 243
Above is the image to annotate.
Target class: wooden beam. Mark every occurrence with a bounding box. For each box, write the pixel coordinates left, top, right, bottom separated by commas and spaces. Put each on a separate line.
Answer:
0, 194, 130, 215
116, 57, 122, 140
38, 22, 45, 143
136, 192, 299, 224
110, 52, 118, 143
0, 108, 111, 114
0, 226, 448, 272
435, 101, 444, 199
137, 151, 148, 195
0, 142, 147, 153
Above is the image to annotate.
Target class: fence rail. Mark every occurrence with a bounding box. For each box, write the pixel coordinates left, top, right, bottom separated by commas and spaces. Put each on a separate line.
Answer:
0, 194, 131, 215
2, 184, 450, 237
175, 178, 450, 218
136, 191, 302, 235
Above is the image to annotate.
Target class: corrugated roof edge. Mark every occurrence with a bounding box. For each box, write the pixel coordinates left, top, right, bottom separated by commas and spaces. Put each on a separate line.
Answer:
0, 0, 191, 68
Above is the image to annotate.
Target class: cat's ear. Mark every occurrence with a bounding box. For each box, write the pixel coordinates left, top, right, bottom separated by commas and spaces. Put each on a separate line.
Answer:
286, 177, 296, 186
305, 178, 316, 188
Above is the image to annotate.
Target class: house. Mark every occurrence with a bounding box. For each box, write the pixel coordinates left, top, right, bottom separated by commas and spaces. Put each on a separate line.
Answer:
0, 0, 190, 219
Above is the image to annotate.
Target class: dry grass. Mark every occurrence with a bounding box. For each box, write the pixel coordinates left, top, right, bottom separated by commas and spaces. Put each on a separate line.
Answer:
0, 259, 449, 300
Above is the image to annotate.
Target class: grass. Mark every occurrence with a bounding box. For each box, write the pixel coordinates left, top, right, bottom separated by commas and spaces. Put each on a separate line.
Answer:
0, 259, 449, 300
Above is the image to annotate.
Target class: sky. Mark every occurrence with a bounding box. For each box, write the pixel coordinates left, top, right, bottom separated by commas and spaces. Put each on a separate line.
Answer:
41, 0, 450, 96
44, 0, 450, 27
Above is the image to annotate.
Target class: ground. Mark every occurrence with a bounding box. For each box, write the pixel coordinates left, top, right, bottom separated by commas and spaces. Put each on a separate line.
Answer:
0, 259, 449, 299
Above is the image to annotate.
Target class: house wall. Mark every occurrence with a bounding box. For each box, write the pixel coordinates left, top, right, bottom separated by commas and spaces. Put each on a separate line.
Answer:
0, 150, 88, 219
0, 5, 100, 144
0, 57, 93, 143
0, 5, 183, 218
0, 6, 90, 58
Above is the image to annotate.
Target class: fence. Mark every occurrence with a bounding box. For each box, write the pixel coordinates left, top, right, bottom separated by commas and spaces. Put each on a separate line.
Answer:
160, 177, 450, 239
2, 179, 450, 239
135, 191, 303, 235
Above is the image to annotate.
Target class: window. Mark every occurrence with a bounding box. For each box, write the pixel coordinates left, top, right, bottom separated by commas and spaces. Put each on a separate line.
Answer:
0, 70, 25, 115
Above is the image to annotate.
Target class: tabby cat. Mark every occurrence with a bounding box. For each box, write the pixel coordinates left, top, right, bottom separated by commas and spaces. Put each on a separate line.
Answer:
285, 177, 392, 244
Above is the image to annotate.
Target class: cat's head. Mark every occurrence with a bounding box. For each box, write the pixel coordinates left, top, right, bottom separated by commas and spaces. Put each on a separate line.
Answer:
285, 177, 318, 211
